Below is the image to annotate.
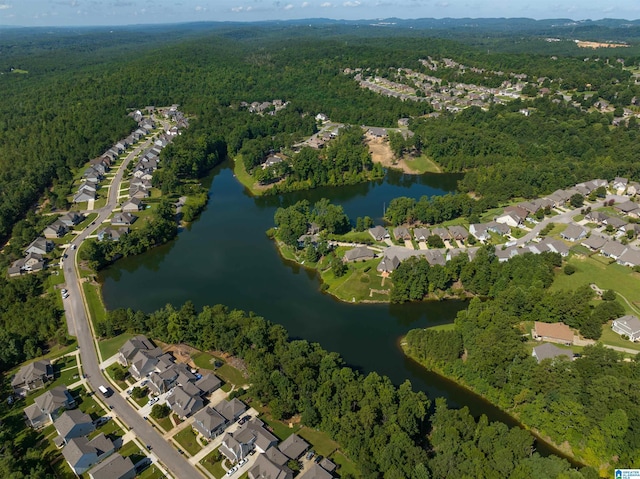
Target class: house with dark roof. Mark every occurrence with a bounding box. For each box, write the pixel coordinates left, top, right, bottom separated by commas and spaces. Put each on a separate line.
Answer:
192, 406, 228, 439
393, 226, 411, 241
448, 225, 468, 241
299, 464, 333, 479
166, 385, 204, 419
368, 226, 389, 241
214, 398, 247, 423
11, 359, 53, 395
278, 433, 310, 460
59, 212, 85, 227
117, 335, 156, 366
43, 220, 69, 239
413, 227, 429, 242
121, 198, 143, 213
62, 433, 114, 475
248, 453, 293, 479
88, 453, 136, 479
343, 246, 375, 262
532, 343, 574, 363
377, 255, 400, 273
612, 315, 640, 342
24, 386, 76, 428
54, 409, 95, 445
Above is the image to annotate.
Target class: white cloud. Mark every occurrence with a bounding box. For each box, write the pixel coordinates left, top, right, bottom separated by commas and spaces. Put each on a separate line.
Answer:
231, 5, 253, 11
195, 5, 207, 11
283, 3, 293, 9
0, 3, 12, 9
320, 2, 332, 6
302, 1, 309, 6
343, 0, 361, 6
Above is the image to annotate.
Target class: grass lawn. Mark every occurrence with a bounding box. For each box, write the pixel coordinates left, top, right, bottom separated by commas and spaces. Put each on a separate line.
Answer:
105, 363, 130, 390
132, 388, 151, 407
427, 323, 456, 332
76, 392, 104, 419
573, 214, 585, 222
403, 153, 442, 173
50, 457, 76, 479
76, 213, 98, 230
119, 440, 147, 464
138, 464, 166, 479
216, 363, 247, 388
259, 414, 301, 441
328, 230, 378, 244
173, 427, 203, 456
551, 255, 640, 315
155, 414, 174, 433
233, 156, 265, 196
200, 448, 227, 478
331, 450, 361, 478
82, 281, 107, 333
49, 366, 80, 390
298, 427, 339, 457
600, 327, 640, 352
99, 333, 135, 361
94, 197, 107, 209
89, 418, 123, 440
321, 259, 390, 303
192, 351, 220, 370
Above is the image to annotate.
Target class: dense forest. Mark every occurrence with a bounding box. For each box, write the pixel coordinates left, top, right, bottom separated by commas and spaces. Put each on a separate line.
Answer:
96, 302, 596, 479
404, 248, 637, 474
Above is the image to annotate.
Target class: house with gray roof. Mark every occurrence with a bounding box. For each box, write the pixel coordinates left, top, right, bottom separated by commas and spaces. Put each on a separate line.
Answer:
219, 433, 253, 464
111, 212, 137, 226
299, 464, 333, 479
469, 224, 490, 242
63, 433, 114, 475
118, 335, 156, 366
214, 398, 247, 423
238, 418, 278, 453
413, 227, 430, 242
24, 386, 76, 428
613, 177, 629, 193
604, 216, 627, 229
424, 249, 446, 266
600, 241, 627, 260
393, 226, 411, 241
43, 220, 68, 239
25, 237, 53, 255
617, 247, 640, 268
612, 315, 640, 342
560, 224, 587, 242
616, 200, 640, 218
540, 238, 569, 257
343, 246, 375, 262
192, 406, 228, 439
11, 359, 52, 395
166, 385, 204, 419
121, 197, 143, 213
88, 453, 136, 479
532, 343, 574, 363
318, 457, 336, 473
495, 211, 523, 227
97, 227, 129, 242
128, 348, 163, 380
581, 234, 607, 251
368, 225, 389, 241
377, 255, 400, 273
278, 433, 310, 460
248, 453, 293, 479
74, 190, 96, 203
195, 373, 222, 396
486, 221, 510, 236
585, 211, 609, 224
448, 225, 469, 241
496, 246, 520, 263
54, 409, 95, 444
431, 227, 451, 241
59, 212, 85, 227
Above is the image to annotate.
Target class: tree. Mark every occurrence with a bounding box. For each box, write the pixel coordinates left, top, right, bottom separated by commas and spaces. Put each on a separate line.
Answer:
601, 289, 616, 301
570, 194, 584, 208
151, 403, 170, 419
331, 255, 347, 278
427, 235, 445, 249
564, 264, 576, 275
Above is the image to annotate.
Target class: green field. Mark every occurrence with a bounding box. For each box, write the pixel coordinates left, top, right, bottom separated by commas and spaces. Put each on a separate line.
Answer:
331, 450, 361, 478
216, 363, 248, 388
259, 414, 301, 441
321, 259, 391, 303
99, 333, 136, 361
402, 153, 442, 173
600, 327, 640, 352
200, 448, 227, 479
82, 281, 107, 329
297, 427, 339, 457
233, 156, 265, 196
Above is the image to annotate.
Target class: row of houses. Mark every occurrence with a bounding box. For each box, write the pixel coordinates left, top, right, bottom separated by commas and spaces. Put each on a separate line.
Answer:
8, 211, 86, 277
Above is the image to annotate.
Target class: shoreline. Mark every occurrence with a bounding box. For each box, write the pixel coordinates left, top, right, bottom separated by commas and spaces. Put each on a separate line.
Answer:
398, 336, 589, 470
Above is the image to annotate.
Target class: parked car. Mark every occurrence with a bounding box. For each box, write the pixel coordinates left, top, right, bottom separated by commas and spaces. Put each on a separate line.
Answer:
148, 397, 159, 406
314, 455, 323, 464
239, 458, 248, 467
306, 450, 315, 460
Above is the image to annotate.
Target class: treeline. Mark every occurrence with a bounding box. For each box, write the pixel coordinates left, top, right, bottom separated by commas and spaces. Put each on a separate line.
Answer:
99, 302, 595, 478
274, 198, 349, 246
80, 200, 177, 270
384, 193, 482, 226
404, 258, 637, 473
412, 98, 640, 202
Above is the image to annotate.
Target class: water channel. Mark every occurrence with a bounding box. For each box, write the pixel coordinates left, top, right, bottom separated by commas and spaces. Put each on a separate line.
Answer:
101, 162, 568, 460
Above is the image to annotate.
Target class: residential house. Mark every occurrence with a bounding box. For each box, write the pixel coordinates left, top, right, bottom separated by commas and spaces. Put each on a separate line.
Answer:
343, 246, 375, 262
431, 227, 451, 241
25, 237, 53, 255
532, 322, 574, 345
128, 348, 163, 380
62, 433, 114, 475
627, 182, 640, 196
532, 343, 574, 363
448, 225, 469, 242
560, 224, 587, 242
495, 211, 522, 228
423, 249, 446, 266
214, 398, 247, 423
495, 246, 520, 263
604, 216, 627, 230
486, 221, 510, 236
97, 227, 129, 242
616, 201, 640, 218
22, 252, 46, 271
278, 434, 310, 460
111, 212, 137, 226
88, 453, 136, 479
264, 446, 289, 468
59, 212, 85, 228
600, 241, 627, 260
166, 385, 204, 419
83, 167, 103, 183
540, 238, 569, 257
393, 226, 411, 241
617, 247, 640, 268
219, 433, 253, 464
377, 255, 400, 274
262, 155, 284, 169
24, 386, 76, 428
11, 359, 53, 395
612, 315, 640, 341
368, 226, 389, 241
318, 458, 337, 473
130, 177, 152, 190
195, 373, 222, 396
121, 198, 143, 213
613, 177, 629, 194
118, 335, 156, 366
54, 409, 95, 445
366, 127, 388, 139
581, 234, 608, 251
248, 453, 293, 479
413, 227, 430, 242
585, 211, 608, 224
469, 224, 490, 242
504, 206, 529, 221
299, 464, 333, 479
73, 188, 96, 203
43, 220, 68, 239
192, 406, 228, 439
547, 189, 572, 208
129, 185, 150, 199
241, 418, 278, 453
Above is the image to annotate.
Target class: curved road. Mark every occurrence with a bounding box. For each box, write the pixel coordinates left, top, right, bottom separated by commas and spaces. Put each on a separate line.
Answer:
61, 124, 202, 479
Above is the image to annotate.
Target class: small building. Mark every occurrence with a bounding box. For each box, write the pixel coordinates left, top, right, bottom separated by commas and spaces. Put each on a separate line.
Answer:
377, 255, 400, 274
393, 226, 411, 241
63, 433, 114, 475
11, 359, 53, 395
192, 406, 227, 439
581, 234, 607, 252
413, 227, 430, 242
343, 246, 375, 262
278, 433, 310, 460
560, 224, 587, 242
532, 343, 574, 363
532, 322, 574, 345
121, 198, 143, 213
54, 409, 95, 445
88, 453, 136, 479
617, 247, 640, 268
368, 225, 389, 241
612, 315, 640, 342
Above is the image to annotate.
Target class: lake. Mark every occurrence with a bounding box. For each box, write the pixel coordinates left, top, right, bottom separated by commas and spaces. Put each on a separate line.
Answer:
100, 163, 568, 459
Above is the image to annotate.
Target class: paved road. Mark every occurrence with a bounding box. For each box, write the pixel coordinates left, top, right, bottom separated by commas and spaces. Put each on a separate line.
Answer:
61, 121, 202, 479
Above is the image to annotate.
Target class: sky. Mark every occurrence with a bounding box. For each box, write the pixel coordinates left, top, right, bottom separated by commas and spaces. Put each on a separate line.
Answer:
1, 0, 640, 27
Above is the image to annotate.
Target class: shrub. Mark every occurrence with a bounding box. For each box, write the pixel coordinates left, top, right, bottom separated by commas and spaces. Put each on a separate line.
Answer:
564, 264, 576, 275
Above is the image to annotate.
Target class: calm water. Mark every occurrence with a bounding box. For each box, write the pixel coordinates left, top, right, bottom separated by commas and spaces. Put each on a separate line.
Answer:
100, 163, 571, 460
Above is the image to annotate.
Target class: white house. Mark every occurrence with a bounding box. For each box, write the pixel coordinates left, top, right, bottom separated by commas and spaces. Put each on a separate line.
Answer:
612, 315, 640, 342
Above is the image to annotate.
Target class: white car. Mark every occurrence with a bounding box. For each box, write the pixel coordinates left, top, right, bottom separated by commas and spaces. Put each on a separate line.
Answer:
239, 458, 248, 467
148, 396, 159, 406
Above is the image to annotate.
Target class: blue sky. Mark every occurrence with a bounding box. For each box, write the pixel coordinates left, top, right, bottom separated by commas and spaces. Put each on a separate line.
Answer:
2, 1, 640, 27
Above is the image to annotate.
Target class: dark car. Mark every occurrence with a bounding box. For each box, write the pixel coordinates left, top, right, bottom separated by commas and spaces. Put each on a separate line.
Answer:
314, 455, 323, 464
